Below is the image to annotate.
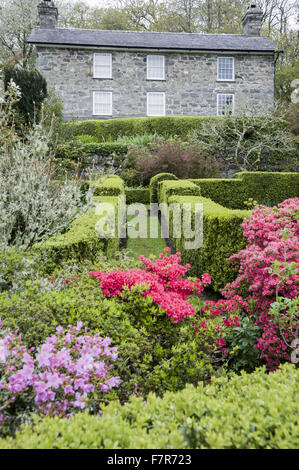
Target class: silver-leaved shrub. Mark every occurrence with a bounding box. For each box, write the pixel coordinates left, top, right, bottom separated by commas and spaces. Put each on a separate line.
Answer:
0, 81, 92, 250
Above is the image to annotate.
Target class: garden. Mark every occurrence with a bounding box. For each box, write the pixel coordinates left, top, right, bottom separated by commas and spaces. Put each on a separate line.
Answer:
0, 78, 298, 450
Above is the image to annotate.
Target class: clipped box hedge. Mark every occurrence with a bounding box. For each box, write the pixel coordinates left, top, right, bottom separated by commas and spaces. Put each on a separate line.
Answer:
92, 175, 124, 197
167, 195, 249, 291
125, 188, 150, 204
33, 195, 121, 272
60, 116, 221, 142
159, 180, 201, 204
149, 172, 178, 203
190, 171, 299, 209
1, 364, 297, 449
55, 141, 128, 163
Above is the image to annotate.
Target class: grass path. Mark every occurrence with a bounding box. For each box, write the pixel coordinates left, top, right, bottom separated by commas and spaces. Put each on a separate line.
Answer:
126, 208, 168, 259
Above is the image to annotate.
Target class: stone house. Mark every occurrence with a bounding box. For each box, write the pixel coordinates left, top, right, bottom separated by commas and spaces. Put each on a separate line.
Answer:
28, 1, 280, 121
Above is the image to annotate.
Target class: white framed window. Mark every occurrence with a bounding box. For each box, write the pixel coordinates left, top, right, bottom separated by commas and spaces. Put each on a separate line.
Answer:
147, 92, 165, 116
147, 55, 165, 80
93, 91, 112, 115
93, 53, 112, 79
217, 94, 234, 116
217, 57, 234, 81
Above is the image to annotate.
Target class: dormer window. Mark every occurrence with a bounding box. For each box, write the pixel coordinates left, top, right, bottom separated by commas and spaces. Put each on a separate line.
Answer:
217, 57, 234, 81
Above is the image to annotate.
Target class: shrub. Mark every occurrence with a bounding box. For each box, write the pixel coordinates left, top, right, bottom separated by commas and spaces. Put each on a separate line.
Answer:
158, 180, 201, 203
89, 250, 211, 323
3, 65, 47, 125
190, 171, 299, 209
149, 172, 178, 203
92, 175, 124, 197
223, 198, 299, 369
33, 196, 120, 273
129, 141, 219, 185
125, 188, 149, 204
0, 322, 120, 437
189, 108, 297, 171
59, 116, 220, 142
0, 123, 89, 250
1, 364, 297, 449
167, 195, 249, 291
0, 262, 218, 407
55, 141, 128, 163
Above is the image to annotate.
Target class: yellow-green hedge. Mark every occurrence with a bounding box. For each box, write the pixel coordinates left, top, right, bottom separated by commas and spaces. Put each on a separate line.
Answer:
60, 116, 221, 142
159, 180, 201, 204
168, 195, 249, 291
33, 196, 120, 272
1, 364, 297, 449
190, 171, 299, 209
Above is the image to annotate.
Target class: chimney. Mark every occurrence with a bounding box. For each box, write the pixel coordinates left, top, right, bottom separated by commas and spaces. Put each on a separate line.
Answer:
38, 0, 58, 29
242, 3, 263, 36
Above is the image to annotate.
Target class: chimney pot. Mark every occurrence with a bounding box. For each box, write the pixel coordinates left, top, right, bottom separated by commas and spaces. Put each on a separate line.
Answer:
38, 0, 58, 29
242, 3, 263, 36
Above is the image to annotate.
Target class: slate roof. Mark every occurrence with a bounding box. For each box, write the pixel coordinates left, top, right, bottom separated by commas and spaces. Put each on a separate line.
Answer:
28, 27, 278, 52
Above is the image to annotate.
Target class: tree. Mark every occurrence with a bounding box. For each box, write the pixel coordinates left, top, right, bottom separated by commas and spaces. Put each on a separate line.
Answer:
3, 65, 47, 125
0, 0, 39, 67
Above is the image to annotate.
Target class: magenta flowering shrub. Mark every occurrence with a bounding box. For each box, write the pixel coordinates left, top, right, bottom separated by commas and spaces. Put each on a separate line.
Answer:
194, 296, 246, 356
0, 321, 120, 436
89, 248, 211, 323
223, 198, 299, 369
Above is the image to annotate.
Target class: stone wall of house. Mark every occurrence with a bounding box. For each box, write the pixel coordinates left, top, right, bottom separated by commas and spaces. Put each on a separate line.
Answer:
36, 47, 275, 121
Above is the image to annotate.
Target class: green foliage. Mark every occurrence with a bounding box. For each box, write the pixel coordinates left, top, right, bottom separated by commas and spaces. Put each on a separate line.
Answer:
190, 171, 299, 209
168, 195, 249, 291
92, 175, 125, 197
0, 249, 39, 293
132, 141, 219, 185
1, 364, 297, 449
55, 141, 128, 163
125, 188, 150, 204
225, 317, 262, 373
159, 180, 201, 203
189, 110, 296, 172
0, 279, 216, 406
149, 172, 178, 203
33, 196, 120, 273
59, 116, 221, 142
3, 65, 47, 125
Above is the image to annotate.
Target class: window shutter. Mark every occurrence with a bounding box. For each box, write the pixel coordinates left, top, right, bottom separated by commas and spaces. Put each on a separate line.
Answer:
93, 92, 112, 115
94, 53, 112, 79
147, 92, 165, 116
147, 55, 165, 80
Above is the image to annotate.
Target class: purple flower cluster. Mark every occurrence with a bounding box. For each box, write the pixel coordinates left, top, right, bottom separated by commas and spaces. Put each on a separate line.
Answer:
0, 321, 120, 423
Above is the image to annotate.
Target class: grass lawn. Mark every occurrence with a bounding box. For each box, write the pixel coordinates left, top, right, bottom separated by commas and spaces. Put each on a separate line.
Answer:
126, 207, 168, 259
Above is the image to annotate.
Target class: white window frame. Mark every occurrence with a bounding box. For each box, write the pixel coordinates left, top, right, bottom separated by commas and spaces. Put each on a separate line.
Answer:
93, 53, 112, 79
147, 92, 166, 116
147, 55, 165, 80
217, 57, 235, 81
217, 94, 234, 116
93, 91, 112, 116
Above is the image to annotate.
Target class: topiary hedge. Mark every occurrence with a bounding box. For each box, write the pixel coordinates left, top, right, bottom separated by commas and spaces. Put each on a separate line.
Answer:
92, 175, 125, 197
158, 180, 201, 204
167, 195, 249, 291
1, 363, 297, 449
55, 141, 128, 163
125, 188, 150, 204
60, 116, 221, 142
33, 195, 120, 273
190, 171, 299, 209
149, 173, 178, 204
